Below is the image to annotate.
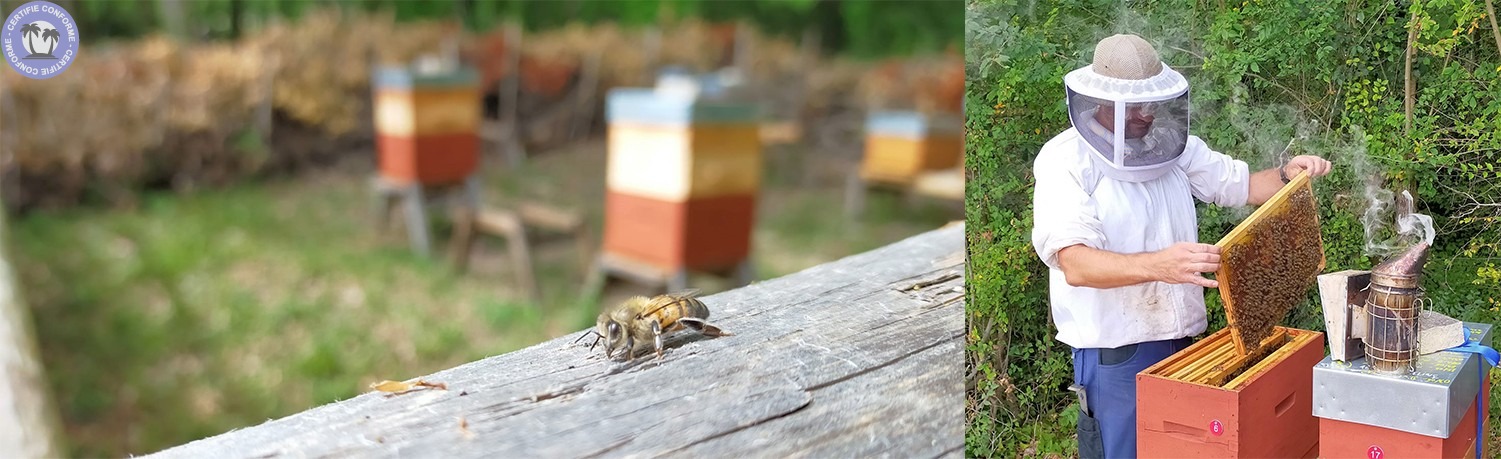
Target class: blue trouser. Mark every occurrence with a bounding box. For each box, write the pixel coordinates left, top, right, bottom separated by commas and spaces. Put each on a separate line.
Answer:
1072, 337, 1193, 459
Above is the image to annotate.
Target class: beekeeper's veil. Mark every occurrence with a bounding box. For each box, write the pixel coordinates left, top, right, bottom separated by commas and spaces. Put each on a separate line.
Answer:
1065, 34, 1190, 182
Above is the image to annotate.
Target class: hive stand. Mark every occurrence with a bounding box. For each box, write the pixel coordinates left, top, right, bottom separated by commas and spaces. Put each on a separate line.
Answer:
371, 174, 481, 258
448, 202, 592, 302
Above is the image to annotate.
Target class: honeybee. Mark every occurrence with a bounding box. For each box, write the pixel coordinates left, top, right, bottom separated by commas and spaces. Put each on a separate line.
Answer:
575, 290, 732, 361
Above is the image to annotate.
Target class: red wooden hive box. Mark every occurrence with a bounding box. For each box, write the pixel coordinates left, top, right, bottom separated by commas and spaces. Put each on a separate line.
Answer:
1318, 392, 1483, 458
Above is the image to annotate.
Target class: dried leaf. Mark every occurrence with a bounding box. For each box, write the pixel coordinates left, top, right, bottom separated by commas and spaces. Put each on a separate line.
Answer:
370, 379, 448, 395
370, 380, 413, 393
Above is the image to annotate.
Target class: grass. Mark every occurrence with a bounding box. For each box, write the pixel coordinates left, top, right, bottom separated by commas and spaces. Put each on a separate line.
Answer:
9, 140, 959, 457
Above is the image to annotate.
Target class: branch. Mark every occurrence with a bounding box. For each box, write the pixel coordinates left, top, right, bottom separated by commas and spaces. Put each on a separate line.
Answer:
1405, 9, 1419, 137
1487, 0, 1501, 57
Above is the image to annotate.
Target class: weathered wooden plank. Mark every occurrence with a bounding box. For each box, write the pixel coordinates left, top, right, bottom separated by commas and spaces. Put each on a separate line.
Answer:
145, 224, 965, 458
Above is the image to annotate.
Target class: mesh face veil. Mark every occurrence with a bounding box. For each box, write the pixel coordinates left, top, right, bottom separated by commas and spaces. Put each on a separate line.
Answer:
1063, 34, 1192, 182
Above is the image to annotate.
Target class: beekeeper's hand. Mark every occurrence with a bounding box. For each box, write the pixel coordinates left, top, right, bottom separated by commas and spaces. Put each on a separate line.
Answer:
1151, 242, 1221, 288
1284, 155, 1333, 179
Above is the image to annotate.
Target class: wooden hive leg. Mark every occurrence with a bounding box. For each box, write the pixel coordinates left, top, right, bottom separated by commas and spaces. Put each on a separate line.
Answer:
732, 258, 755, 288
580, 256, 609, 304
461, 174, 483, 212
518, 201, 592, 273
448, 208, 477, 273
467, 209, 540, 302
370, 176, 399, 231
568, 50, 603, 142
844, 169, 867, 220
448, 175, 485, 271
500, 213, 540, 303
400, 183, 432, 257
667, 269, 691, 295
501, 24, 526, 168
574, 224, 594, 275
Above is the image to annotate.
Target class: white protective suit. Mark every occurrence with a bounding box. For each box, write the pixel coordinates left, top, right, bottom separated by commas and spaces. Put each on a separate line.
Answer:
1031, 130, 1251, 349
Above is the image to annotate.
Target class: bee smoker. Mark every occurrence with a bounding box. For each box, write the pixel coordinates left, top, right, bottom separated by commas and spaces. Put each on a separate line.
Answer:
1363, 242, 1430, 374
1314, 242, 1492, 457
1316, 241, 1432, 374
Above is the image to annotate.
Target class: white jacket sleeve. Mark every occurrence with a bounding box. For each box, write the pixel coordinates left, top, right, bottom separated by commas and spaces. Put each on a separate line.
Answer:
1031, 149, 1106, 270
1180, 136, 1251, 208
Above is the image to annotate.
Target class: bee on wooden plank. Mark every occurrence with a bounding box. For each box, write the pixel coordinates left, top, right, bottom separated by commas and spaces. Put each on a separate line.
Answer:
575, 290, 732, 361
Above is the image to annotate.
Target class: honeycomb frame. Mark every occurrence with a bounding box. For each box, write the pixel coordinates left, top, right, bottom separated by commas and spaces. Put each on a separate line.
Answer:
1214, 170, 1327, 356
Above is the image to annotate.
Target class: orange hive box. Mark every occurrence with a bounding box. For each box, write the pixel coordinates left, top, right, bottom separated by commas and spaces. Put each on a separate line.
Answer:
1318, 380, 1484, 459
1137, 171, 1329, 457
1138, 326, 1325, 458
373, 67, 481, 185
602, 88, 760, 272
859, 111, 963, 186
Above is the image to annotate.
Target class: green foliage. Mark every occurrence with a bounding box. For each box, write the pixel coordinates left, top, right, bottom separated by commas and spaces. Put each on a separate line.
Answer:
967, 0, 1501, 456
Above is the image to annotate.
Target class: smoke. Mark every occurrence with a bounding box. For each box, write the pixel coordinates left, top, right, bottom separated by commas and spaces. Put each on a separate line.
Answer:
1363, 186, 1437, 256
1395, 191, 1437, 245
1346, 125, 1437, 257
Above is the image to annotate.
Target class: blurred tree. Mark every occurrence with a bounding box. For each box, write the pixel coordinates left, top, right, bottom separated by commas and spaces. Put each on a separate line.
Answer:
59, 0, 958, 58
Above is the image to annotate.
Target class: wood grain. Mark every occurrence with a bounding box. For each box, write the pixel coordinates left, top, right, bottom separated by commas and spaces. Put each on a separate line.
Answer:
143, 225, 966, 458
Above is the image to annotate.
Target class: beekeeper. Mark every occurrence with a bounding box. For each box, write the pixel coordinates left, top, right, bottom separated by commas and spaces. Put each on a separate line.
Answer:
1030, 34, 1332, 458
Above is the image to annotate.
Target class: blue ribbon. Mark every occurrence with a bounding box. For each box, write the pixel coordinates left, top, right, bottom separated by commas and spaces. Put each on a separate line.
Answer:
1448, 327, 1501, 367
1444, 327, 1496, 459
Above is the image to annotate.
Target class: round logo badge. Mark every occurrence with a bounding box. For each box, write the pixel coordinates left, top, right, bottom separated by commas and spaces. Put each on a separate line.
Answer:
1367, 445, 1384, 459
3, 1, 79, 79
1209, 419, 1223, 436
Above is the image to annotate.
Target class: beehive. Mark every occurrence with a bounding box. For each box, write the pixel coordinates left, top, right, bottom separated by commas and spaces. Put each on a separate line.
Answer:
601, 88, 760, 271
1137, 171, 1327, 457
1138, 327, 1325, 458
858, 111, 963, 186
373, 67, 481, 185
1214, 170, 1326, 355
1313, 322, 1493, 459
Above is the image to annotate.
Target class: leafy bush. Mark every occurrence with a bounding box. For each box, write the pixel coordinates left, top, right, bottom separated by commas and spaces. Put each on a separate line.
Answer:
966, 0, 1501, 456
